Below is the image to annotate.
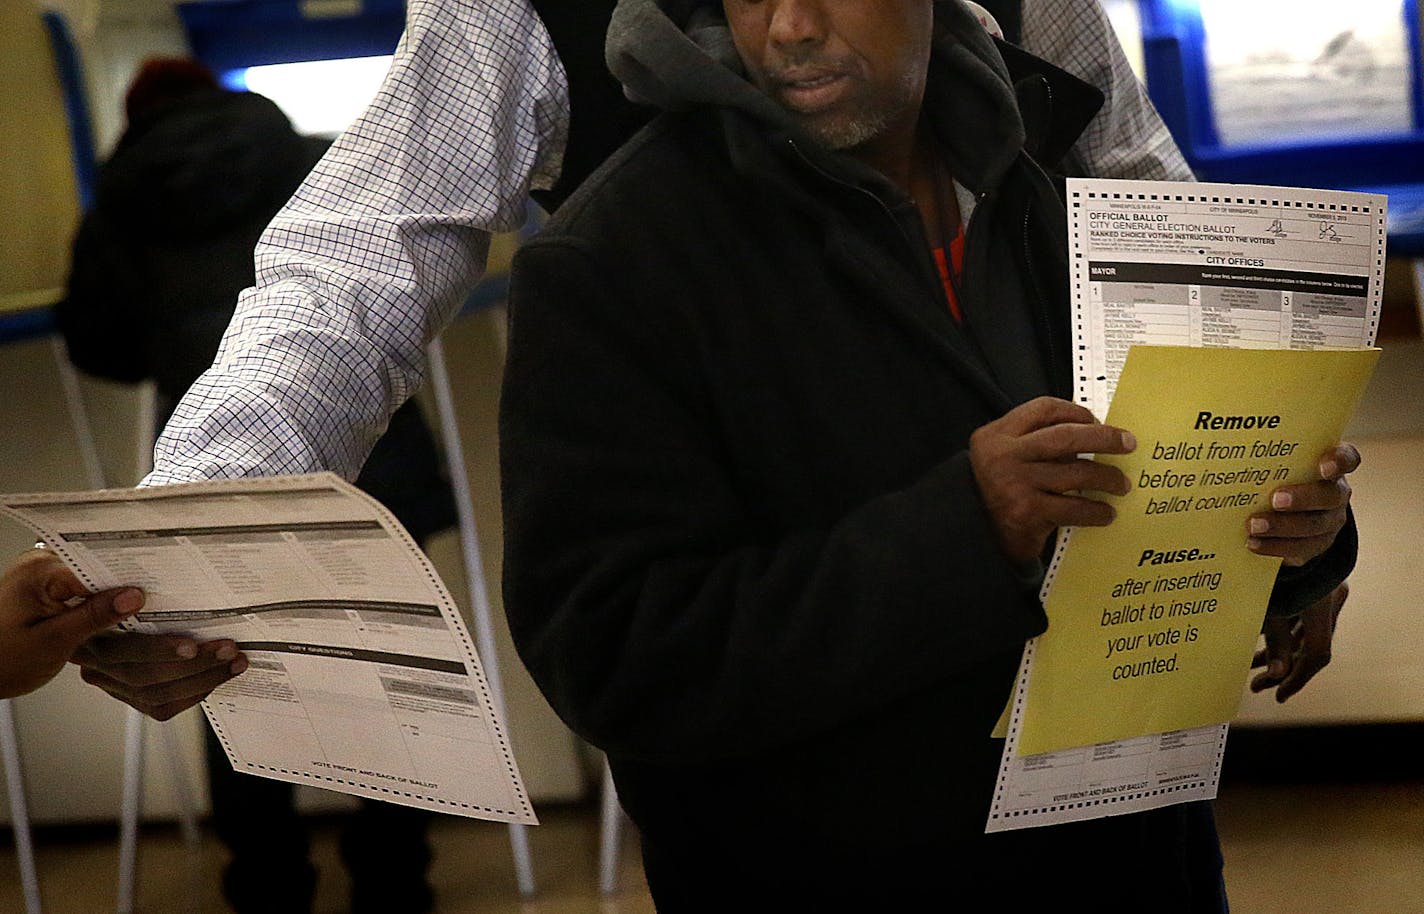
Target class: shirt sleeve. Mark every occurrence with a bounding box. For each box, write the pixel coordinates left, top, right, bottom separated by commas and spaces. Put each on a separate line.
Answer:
1021, 0, 1195, 182
143, 0, 570, 486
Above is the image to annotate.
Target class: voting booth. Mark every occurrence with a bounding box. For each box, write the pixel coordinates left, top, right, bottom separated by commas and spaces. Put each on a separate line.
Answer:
1136, 0, 1424, 329
179, 0, 405, 71
179, 0, 404, 138
178, 0, 532, 288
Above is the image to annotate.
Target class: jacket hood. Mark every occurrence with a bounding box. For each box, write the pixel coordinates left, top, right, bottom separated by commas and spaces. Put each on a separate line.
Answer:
96, 89, 315, 238
606, 0, 1028, 191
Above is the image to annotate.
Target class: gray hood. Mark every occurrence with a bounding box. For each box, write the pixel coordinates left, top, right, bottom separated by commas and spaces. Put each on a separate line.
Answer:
606, 0, 1028, 191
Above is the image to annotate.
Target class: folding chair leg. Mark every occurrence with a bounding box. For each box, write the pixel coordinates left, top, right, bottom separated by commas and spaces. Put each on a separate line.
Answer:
115, 648, 204, 914
1413, 258, 1424, 337
1, 700, 42, 913
134, 380, 156, 479
116, 708, 145, 914
156, 722, 202, 913
598, 757, 622, 896
427, 337, 536, 898
50, 338, 105, 490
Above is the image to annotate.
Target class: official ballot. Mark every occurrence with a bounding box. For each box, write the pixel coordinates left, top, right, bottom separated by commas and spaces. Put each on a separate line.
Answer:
987, 178, 1384, 833
1, 473, 535, 823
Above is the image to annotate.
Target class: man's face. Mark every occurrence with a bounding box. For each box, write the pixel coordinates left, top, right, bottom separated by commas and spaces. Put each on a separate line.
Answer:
722, 0, 933, 152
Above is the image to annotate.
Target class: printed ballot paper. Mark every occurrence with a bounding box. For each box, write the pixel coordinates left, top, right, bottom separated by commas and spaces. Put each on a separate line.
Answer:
1, 473, 535, 824
987, 178, 1384, 833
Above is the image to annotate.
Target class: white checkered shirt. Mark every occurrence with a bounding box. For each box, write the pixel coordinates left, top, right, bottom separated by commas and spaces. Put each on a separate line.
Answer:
143, 0, 1191, 487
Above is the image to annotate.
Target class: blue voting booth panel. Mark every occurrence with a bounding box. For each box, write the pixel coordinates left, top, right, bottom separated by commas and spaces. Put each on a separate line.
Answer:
178, 0, 403, 135
42, 11, 97, 212
175, 0, 519, 313
1138, 0, 1424, 256
177, 0, 406, 72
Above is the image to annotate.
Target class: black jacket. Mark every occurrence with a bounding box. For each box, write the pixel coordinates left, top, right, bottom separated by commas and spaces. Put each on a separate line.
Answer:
502, 4, 1349, 901
58, 89, 322, 406
56, 89, 455, 543
504, 93, 1055, 832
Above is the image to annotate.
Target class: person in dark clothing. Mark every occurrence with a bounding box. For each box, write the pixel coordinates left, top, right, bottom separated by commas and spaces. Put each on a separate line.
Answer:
58, 57, 315, 423
498, 1, 1361, 909
55, 57, 455, 914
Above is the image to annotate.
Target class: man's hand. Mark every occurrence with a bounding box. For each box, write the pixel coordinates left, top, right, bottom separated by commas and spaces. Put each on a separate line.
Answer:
0, 549, 144, 699
73, 630, 247, 722
1251, 581, 1348, 703
970, 396, 1137, 566
1247, 443, 1359, 567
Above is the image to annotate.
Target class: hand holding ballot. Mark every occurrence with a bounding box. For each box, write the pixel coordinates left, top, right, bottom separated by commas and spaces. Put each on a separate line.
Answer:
73, 627, 247, 722
1251, 581, 1349, 703
1, 474, 534, 821
970, 396, 1137, 565
1246, 443, 1360, 567
0, 548, 144, 698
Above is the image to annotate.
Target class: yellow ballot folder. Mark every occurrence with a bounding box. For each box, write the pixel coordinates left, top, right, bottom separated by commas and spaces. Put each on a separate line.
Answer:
1016, 345, 1379, 757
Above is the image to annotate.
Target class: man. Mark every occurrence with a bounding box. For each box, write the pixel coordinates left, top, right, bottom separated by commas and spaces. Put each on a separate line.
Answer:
57, 0, 1195, 709
496, 0, 1359, 909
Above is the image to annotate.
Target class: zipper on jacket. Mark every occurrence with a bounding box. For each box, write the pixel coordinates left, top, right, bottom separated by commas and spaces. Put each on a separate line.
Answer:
958, 186, 991, 313
786, 137, 967, 316
785, 138, 914, 246
1017, 149, 1075, 396
1020, 202, 1064, 393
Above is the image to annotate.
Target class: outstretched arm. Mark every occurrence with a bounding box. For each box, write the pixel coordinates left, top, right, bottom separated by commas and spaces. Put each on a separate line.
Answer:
145, 0, 569, 486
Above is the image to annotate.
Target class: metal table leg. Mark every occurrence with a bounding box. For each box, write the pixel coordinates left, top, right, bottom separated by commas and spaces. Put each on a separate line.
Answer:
1, 700, 42, 913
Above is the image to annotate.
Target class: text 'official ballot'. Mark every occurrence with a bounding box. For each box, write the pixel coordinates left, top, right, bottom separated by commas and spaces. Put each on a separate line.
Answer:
987, 177, 1384, 834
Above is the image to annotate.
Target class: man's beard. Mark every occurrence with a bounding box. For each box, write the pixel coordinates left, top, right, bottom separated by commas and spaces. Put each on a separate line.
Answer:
764, 57, 921, 152
795, 103, 898, 151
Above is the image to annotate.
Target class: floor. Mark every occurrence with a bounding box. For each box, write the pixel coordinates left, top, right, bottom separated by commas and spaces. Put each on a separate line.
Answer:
1216, 778, 1424, 914
2, 773, 1424, 914
0, 801, 655, 914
